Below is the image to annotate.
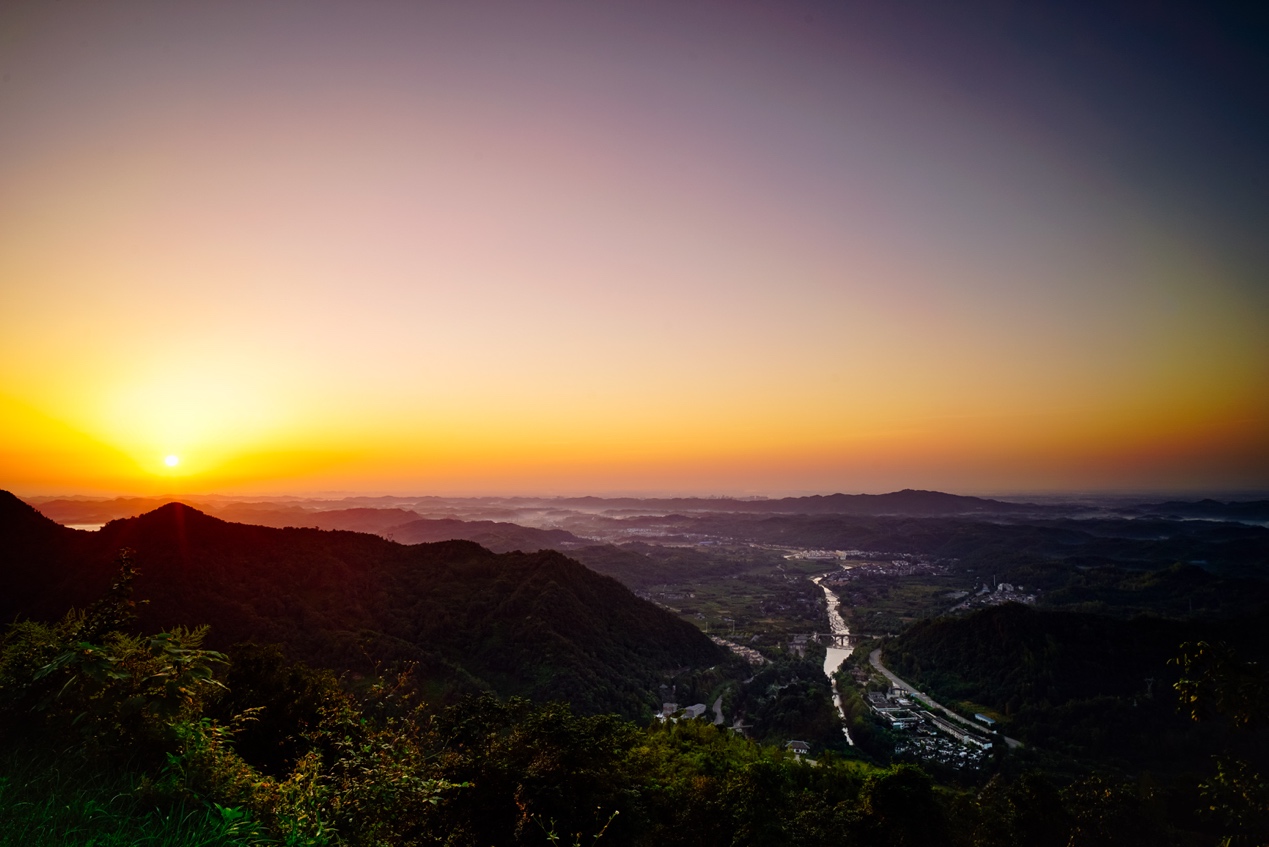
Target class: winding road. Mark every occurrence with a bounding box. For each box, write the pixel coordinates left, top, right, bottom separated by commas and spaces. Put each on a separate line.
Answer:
869, 648, 1022, 749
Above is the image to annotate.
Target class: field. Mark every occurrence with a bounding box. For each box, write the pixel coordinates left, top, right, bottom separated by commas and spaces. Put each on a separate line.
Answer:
633, 546, 830, 648
618, 544, 985, 651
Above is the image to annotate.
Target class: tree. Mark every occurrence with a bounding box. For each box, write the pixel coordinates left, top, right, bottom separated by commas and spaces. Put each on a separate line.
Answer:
1173, 641, 1269, 846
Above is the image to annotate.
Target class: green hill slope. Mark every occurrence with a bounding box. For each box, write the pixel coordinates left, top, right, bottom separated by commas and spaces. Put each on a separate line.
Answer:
0, 492, 721, 718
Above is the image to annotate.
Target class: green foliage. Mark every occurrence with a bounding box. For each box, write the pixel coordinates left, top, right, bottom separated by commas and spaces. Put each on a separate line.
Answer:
77, 548, 144, 642
832, 676, 895, 764
1, 620, 229, 765
210, 643, 343, 776
1173, 640, 1265, 729
297, 677, 469, 845
10, 525, 1265, 845
1059, 775, 1177, 847
964, 771, 1070, 847
0, 747, 270, 847
1196, 756, 1269, 845
729, 653, 843, 748
1173, 641, 1269, 846
852, 764, 950, 846
6, 597, 1228, 847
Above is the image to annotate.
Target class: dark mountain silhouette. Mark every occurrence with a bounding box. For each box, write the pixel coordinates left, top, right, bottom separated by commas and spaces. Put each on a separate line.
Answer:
0, 492, 720, 717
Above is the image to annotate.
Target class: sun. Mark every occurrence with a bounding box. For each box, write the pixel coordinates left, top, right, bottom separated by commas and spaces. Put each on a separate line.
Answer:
164, 454, 180, 468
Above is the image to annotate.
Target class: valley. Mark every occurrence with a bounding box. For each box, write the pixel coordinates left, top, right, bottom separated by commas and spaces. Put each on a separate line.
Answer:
4, 488, 1268, 844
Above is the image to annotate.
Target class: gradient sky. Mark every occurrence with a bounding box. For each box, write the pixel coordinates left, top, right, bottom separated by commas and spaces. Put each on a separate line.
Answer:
1, 0, 1267, 497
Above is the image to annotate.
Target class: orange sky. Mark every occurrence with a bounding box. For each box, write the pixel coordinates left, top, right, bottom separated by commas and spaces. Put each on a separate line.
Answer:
2, 1, 1267, 497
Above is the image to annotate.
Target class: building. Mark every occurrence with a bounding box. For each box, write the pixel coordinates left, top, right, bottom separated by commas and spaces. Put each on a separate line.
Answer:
786, 740, 811, 757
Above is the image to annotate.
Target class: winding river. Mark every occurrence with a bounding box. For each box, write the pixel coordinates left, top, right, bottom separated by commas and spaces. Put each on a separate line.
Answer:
812, 573, 855, 745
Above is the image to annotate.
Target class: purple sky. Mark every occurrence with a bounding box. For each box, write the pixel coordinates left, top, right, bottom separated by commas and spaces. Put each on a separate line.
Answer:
1, 0, 1266, 496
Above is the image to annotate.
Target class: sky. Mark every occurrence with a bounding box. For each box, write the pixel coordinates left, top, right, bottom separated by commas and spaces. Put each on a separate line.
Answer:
1, 0, 1267, 498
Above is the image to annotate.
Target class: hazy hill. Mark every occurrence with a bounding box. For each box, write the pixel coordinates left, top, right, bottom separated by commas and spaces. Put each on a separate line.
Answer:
28, 496, 175, 525
382, 517, 582, 552
552, 488, 1032, 515
0, 491, 721, 718
26, 489, 1037, 540
29, 499, 431, 534
770, 489, 1033, 515
1133, 498, 1269, 523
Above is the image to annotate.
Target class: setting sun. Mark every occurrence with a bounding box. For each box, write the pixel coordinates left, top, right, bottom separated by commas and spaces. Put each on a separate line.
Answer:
0, 0, 1265, 498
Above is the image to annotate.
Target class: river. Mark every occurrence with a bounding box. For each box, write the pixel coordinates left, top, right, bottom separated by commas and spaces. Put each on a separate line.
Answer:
812, 573, 855, 745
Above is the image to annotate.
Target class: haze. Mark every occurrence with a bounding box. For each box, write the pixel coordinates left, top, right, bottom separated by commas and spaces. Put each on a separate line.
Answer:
2, 1, 1266, 497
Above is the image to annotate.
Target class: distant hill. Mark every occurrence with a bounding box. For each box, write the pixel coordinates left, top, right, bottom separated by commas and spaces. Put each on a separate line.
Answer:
554, 489, 1033, 515
776, 489, 1035, 515
0, 491, 721, 718
28, 499, 431, 534
383, 517, 582, 553
1133, 499, 1269, 523
28, 496, 175, 525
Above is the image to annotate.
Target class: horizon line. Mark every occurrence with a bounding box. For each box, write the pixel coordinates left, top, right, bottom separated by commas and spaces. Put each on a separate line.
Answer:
12, 486, 1269, 504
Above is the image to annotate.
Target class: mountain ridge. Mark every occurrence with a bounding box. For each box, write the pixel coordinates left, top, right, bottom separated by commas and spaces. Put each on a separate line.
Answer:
25, 488, 1038, 527
0, 493, 722, 717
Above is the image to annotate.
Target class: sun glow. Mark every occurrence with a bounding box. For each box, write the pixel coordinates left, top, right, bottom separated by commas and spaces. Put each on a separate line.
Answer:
0, 2, 1265, 497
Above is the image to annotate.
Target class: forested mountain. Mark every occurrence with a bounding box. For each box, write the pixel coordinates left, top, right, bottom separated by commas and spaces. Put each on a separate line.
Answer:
883, 603, 1269, 776
0, 491, 721, 718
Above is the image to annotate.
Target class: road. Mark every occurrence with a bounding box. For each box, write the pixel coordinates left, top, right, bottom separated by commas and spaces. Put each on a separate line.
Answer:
869, 649, 1022, 749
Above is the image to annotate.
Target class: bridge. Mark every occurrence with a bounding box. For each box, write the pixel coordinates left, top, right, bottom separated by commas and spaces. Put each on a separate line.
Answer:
812, 632, 853, 649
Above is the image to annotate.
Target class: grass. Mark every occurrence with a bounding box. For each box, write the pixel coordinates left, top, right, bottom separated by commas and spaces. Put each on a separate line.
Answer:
0, 748, 271, 847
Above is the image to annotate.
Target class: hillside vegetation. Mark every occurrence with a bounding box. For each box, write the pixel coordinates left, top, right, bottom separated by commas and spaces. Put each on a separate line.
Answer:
0, 572, 1218, 847
0, 492, 720, 719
